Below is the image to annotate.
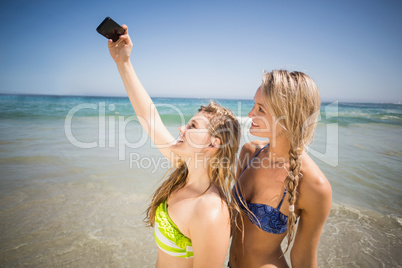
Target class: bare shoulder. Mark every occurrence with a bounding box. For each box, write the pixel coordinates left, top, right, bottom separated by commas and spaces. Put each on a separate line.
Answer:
244, 140, 267, 151
188, 192, 231, 264
188, 191, 230, 229
187, 194, 230, 240
239, 141, 268, 162
298, 153, 332, 209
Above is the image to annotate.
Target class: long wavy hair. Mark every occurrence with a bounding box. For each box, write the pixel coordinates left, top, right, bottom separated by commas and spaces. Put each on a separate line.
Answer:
261, 70, 321, 252
144, 101, 241, 227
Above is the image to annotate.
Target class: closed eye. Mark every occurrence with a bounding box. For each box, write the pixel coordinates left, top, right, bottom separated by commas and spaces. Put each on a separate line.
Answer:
187, 122, 197, 129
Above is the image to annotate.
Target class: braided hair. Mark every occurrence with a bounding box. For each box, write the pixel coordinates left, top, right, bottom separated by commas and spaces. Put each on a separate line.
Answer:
261, 70, 321, 252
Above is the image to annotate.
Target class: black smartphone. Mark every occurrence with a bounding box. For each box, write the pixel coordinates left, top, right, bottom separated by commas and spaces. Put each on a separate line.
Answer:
96, 17, 125, 42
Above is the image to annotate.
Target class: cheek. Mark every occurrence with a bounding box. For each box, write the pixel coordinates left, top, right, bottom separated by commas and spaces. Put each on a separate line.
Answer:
198, 133, 211, 145
187, 132, 210, 146
254, 115, 271, 128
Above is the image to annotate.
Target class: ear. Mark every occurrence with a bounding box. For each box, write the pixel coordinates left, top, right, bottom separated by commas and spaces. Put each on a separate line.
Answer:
209, 137, 221, 148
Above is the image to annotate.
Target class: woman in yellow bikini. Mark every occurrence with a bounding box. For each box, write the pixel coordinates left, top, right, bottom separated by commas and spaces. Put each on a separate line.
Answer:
107, 25, 240, 268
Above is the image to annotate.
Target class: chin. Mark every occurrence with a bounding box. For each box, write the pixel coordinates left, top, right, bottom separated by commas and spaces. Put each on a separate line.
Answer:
249, 127, 270, 138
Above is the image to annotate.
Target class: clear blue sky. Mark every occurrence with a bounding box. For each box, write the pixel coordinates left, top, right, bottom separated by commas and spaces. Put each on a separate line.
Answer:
0, 0, 401, 102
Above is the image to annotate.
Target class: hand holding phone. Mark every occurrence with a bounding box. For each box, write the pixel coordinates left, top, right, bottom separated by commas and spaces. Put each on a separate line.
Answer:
96, 17, 125, 42
107, 24, 132, 64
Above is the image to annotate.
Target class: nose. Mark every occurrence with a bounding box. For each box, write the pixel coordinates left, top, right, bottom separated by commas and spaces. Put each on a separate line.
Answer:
178, 125, 185, 133
248, 105, 256, 118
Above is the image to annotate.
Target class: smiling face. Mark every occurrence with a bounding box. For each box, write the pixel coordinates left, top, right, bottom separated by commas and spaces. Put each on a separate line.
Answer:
248, 87, 285, 140
172, 112, 217, 157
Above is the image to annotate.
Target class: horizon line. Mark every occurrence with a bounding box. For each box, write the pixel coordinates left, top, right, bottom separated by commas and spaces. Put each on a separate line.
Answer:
0, 92, 400, 105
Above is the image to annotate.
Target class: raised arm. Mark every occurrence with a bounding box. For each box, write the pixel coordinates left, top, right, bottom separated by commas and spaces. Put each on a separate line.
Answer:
108, 25, 176, 162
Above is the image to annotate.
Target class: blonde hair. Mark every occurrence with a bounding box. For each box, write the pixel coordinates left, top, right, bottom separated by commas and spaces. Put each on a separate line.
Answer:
261, 70, 321, 252
145, 101, 241, 226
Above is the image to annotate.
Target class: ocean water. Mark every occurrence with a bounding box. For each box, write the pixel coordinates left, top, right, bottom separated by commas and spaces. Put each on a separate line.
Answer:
0, 94, 401, 267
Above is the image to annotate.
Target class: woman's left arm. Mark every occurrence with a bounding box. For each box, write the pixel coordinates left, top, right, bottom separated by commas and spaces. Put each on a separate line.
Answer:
189, 199, 231, 268
290, 176, 332, 268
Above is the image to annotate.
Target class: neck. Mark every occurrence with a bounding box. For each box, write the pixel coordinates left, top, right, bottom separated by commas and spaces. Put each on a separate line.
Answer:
269, 135, 291, 163
182, 155, 211, 192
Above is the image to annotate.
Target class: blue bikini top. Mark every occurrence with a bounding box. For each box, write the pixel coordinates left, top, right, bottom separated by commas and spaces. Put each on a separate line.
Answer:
234, 143, 289, 234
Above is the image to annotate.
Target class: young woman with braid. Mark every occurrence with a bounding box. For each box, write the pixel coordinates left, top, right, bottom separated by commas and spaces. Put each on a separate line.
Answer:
229, 70, 332, 268
107, 25, 241, 267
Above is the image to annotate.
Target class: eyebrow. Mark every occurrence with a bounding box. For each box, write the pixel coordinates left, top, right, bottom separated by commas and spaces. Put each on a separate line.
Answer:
255, 101, 265, 108
253, 96, 264, 106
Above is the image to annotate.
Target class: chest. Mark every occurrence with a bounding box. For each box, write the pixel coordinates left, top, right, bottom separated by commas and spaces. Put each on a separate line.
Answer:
238, 158, 288, 207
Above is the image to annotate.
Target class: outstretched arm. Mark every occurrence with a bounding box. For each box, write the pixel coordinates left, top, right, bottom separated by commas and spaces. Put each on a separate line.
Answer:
108, 25, 176, 162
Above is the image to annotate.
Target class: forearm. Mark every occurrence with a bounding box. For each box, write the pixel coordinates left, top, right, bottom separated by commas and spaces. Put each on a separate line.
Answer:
108, 26, 175, 159
116, 60, 157, 134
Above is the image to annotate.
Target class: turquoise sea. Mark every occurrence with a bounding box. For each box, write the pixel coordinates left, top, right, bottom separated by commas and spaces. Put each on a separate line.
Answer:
0, 94, 401, 267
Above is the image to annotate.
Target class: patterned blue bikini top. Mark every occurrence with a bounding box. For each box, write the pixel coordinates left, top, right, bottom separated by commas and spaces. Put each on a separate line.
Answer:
234, 143, 289, 234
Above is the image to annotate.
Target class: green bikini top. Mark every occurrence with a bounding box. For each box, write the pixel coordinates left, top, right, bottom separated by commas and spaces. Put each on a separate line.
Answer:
154, 200, 194, 258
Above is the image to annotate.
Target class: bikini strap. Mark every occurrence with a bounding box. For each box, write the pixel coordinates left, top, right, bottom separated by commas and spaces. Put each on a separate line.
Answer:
240, 143, 270, 175
276, 188, 287, 210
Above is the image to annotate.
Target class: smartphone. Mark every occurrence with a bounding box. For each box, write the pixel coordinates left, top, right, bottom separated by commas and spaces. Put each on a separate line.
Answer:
96, 17, 125, 42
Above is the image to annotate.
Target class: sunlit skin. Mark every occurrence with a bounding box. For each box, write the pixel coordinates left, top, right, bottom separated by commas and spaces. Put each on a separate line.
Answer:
229, 87, 332, 268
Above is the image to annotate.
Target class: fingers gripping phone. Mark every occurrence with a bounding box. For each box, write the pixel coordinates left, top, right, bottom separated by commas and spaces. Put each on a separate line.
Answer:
96, 17, 125, 42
